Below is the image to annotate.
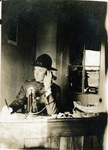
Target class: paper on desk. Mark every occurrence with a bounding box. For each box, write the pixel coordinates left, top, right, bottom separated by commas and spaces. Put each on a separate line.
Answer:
73, 101, 105, 114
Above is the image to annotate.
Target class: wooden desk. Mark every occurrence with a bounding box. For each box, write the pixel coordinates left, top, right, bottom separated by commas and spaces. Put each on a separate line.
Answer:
0, 113, 107, 149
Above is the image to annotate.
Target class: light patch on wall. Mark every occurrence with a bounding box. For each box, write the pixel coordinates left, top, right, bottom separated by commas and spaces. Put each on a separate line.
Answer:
103, 2, 108, 150
103, 74, 108, 150
105, 0, 108, 113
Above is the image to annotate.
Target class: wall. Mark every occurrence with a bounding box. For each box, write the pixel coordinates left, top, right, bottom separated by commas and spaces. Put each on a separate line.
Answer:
36, 3, 57, 73
1, 1, 37, 109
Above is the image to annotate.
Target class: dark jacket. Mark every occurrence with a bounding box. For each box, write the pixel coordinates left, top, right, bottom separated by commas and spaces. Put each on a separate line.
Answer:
9, 79, 61, 115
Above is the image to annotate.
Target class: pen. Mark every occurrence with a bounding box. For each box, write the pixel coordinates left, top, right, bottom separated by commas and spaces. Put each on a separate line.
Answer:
5, 98, 9, 108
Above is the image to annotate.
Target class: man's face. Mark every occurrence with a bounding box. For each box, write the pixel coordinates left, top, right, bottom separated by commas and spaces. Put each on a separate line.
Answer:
34, 66, 47, 82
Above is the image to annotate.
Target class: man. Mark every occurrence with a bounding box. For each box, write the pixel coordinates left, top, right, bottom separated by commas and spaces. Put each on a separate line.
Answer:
5, 54, 61, 116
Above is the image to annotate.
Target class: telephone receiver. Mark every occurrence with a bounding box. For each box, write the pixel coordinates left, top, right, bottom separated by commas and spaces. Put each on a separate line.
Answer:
45, 71, 57, 80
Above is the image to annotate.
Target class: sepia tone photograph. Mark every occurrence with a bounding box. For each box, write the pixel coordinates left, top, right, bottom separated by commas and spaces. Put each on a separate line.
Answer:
0, 0, 108, 149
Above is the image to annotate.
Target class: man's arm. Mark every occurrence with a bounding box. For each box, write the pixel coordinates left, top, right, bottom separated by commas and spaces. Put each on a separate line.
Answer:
9, 84, 27, 113
44, 84, 61, 115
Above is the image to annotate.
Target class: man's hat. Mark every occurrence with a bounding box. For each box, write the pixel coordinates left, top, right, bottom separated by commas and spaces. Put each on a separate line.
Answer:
31, 54, 57, 71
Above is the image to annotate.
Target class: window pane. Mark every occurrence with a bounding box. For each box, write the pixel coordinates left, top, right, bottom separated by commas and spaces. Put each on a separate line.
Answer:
85, 50, 100, 66
84, 50, 100, 94
84, 69, 99, 94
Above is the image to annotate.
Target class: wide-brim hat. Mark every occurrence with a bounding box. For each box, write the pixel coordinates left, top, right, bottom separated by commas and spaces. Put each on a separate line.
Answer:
31, 54, 57, 71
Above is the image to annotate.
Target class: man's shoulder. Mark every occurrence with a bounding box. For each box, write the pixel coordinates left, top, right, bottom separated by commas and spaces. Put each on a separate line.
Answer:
25, 79, 36, 83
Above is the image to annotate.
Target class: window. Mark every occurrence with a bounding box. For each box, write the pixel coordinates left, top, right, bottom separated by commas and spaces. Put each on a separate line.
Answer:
68, 49, 100, 94
84, 50, 100, 94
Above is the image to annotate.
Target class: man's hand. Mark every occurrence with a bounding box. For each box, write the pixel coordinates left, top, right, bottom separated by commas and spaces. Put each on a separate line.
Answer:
2, 105, 13, 115
43, 71, 52, 91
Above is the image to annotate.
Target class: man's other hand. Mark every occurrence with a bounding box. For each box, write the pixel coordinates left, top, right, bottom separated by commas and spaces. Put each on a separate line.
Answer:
43, 71, 52, 91
2, 105, 13, 115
